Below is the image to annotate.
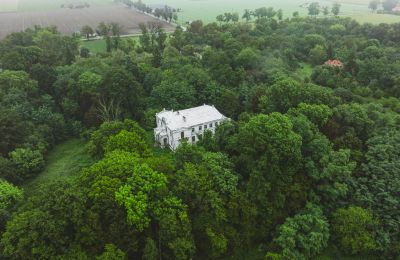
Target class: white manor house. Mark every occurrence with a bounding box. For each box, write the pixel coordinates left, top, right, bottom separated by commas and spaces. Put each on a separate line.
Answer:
154, 104, 228, 150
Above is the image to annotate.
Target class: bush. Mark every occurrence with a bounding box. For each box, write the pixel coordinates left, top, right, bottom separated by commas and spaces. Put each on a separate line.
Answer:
9, 148, 45, 182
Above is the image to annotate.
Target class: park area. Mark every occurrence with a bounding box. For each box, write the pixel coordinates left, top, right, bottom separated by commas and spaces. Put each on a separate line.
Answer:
0, 4, 174, 40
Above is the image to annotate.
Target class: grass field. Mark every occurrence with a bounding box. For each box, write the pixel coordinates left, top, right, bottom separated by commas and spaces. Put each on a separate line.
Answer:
145, 0, 400, 24
23, 138, 93, 195
0, 0, 19, 12
17, 0, 113, 12
82, 35, 140, 53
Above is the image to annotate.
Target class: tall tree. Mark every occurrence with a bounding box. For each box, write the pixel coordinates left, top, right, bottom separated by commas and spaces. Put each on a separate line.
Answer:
332, 2, 341, 16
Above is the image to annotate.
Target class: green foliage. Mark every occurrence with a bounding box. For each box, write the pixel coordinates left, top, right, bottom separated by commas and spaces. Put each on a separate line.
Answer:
105, 130, 151, 157
259, 79, 338, 114
352, 129, 400, 255
96, 244, 126, 260
1, 8, 400, 260
274, 204, 330, 259
0, 180, 23, 210
9, 148, 45, 181
87, 119, 147, 158
333, 207, 377, 255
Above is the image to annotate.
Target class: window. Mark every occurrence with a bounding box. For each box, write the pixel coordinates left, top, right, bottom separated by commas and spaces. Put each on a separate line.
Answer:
215, 122, 219, 126
204, 125, 208, 129
199, 126, 202, 131
163, 138, 168, 145
192, 136, 196, 142
209, 123, 213, 128
181, 131, 184, 139
192, 128, 195, 132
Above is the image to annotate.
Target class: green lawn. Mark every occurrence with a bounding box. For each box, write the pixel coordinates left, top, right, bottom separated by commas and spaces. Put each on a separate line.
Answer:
81, 39, 108, 54
81, 36, 140, 54
23, 138, 93, 194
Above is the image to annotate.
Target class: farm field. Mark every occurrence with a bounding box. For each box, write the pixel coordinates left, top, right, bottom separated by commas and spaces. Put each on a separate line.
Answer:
16, 0, 114, 12
0, 0, 19, 12
0, 5, 175, 40
146, 0, 400, 24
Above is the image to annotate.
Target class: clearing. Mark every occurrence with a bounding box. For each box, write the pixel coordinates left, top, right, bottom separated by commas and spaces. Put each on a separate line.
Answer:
82, 35, 140, 53
23, 138, 93, 194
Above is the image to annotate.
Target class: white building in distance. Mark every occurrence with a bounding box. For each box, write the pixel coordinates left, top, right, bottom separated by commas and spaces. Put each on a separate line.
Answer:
154, 104, 228, 150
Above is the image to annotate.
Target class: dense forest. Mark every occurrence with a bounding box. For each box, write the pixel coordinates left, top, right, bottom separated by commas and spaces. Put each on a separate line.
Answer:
0, 8, 400, 260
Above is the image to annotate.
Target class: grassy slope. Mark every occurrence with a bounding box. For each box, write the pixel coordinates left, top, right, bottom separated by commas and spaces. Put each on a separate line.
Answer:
23, 138, 93, 194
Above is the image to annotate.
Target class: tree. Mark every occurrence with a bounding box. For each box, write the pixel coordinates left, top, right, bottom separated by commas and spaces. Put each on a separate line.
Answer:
274, 204, 330, 259
104, 130, 151, 157
237, 113, 302, 236
110, 23, 123, 49
0, 181, 89, 259
96, 244, 126, 260
231, 12, 239, 23
115, 163, 195, 258
80, 47, 90, 58
277, 9, 283, 20
308, 2, 320, 17
369, 0, 379, 12
172, 152, 239, 257
98, 22, 112, 52
9, 148, 45, 181
81, 25, 94, 40
323, 6, 329, 16
332, 2, 341, 16
259, 79, 337, 114
382, 0, 399, 11
0, 179, 23, 231
87, 119, 147, 158
242, 9, 252, 22
352, 130, 400, 255
333, 207, 377, 255
309, 44, 327, 65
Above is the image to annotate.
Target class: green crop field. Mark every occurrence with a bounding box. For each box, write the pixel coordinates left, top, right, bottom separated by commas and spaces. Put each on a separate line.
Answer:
0, 0, 19, 12
145, 0, 400, 24
17, 0, 114, 12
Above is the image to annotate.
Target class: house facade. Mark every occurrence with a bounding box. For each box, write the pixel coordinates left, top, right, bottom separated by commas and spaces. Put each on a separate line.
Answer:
154, 104, 228, 150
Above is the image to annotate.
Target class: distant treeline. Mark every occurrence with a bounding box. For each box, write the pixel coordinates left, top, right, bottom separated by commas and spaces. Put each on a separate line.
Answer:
114, 0, 179, 23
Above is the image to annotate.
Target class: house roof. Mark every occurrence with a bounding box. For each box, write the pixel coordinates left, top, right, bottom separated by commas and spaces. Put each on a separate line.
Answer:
324, 59, 343, 67
156, 104, 227, 131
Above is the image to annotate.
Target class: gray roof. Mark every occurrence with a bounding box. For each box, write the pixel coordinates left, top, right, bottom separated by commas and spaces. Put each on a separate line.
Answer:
156, 105, 226, 131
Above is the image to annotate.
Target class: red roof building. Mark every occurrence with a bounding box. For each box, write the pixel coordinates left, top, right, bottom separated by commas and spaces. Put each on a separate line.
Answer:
324, 59, 344, 68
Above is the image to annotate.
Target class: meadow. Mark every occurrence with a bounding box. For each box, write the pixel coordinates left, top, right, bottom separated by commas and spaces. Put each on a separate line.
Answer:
145, 0, 400, 24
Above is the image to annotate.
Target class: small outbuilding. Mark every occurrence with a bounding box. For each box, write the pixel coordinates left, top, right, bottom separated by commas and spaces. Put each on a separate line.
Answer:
154, 104, 228, 150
